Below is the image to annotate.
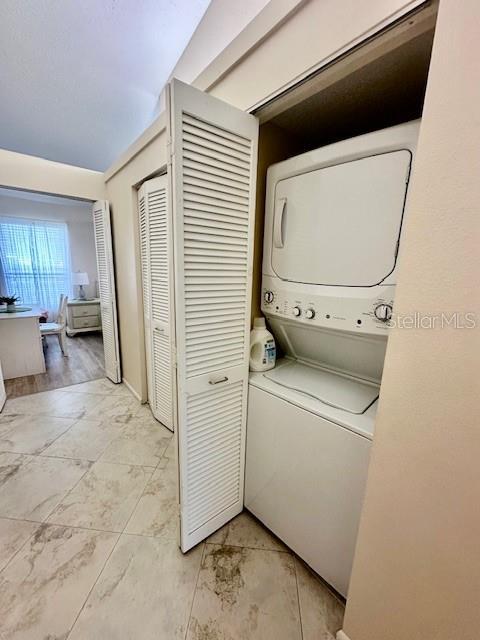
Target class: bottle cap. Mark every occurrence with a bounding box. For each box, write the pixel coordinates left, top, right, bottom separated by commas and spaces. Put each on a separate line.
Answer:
253, 317, 266, 328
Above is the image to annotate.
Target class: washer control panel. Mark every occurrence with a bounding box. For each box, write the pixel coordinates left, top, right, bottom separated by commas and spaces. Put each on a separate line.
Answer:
262, 278, 394, 335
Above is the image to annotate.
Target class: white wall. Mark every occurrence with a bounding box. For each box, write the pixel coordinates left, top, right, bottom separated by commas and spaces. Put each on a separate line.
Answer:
0, 148, 105, 201
171, 0, 271, 85
0, 192, 98, 299
341, 1, 480, 638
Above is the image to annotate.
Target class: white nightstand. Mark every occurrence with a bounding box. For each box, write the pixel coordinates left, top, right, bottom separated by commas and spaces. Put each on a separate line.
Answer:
66, 299, 102, 337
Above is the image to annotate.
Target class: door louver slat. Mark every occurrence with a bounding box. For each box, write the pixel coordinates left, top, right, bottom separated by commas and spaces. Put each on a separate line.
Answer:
188, 392, 243, 419
184, 216, 248, 234
188, 480, 240, 524
182, 116, 250, 150
184, 182, 249, 206
183, 149, 250, 178
183, 159, 250, 187
182, 113, 251, 148
188, 415, 243, 445
183, 172, 249, 197
188, 400, 243, 426
185, 210, 249, 229
183, 142, 250, 173
183, 133, 251, 165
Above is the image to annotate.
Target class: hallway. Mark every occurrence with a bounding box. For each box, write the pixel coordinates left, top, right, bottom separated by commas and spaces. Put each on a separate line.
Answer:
0, 379, 343, 639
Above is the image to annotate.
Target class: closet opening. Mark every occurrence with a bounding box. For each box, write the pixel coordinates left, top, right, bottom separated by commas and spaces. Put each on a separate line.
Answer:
243, 0, 438, 597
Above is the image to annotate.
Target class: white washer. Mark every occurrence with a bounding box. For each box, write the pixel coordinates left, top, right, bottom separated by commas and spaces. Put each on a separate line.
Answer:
245, 121, 419, 597
245, 359, 375, 597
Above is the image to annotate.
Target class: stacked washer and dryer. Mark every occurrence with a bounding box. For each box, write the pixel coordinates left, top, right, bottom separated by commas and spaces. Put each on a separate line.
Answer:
245, 121, 419, 597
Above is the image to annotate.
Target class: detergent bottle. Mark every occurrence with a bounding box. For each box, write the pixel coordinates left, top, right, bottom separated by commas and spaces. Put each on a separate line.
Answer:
249, 317, 276, 372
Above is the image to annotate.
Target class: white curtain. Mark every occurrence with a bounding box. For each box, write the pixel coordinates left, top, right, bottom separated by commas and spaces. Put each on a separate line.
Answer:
0, 217, 72, 319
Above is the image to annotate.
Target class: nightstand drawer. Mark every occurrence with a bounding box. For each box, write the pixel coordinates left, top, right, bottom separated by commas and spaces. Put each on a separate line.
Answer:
72, 315, 100, 329
72, 304, 99, 318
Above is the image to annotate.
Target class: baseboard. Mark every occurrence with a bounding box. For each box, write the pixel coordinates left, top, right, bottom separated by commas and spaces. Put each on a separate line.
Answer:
337, 631, 351, 640
121, 377, 142, 402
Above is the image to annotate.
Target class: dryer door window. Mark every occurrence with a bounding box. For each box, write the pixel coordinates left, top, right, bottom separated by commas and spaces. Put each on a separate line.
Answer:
271, 150, 411, 287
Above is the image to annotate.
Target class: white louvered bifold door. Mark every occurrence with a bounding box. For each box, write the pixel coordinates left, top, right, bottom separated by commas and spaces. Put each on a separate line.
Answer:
138, 185, 154, 405
92, 200, 121, 383
138, 176, 175, 432
168, 78, 258, 551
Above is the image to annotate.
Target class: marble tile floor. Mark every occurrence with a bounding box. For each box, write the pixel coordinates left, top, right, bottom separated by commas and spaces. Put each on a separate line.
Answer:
0, 378, 344, 639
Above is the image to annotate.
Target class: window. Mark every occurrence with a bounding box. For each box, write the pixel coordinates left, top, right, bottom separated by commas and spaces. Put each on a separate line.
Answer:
0, 217, 71, 317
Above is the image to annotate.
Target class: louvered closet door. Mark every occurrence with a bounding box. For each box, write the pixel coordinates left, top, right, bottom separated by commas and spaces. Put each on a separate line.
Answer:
138, 185, 154, 405
168, 78, 258, 551
92, 200, 121, 383
138, 176, 175, 431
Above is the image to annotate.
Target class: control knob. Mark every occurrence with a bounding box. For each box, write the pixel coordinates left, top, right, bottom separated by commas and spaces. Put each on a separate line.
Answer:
374, 303, 393, 322
292, 306, 301, 317
305, 308, 315, 319
264, 290, 274, 304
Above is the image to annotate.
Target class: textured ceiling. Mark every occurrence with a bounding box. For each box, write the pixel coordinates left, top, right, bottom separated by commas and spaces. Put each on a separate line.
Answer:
0, 0, 210, 171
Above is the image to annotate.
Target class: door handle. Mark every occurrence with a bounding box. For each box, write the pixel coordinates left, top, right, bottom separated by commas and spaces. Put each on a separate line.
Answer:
208, 375, 229, 385
154, 326, 165, 334
273, 197, 287, 248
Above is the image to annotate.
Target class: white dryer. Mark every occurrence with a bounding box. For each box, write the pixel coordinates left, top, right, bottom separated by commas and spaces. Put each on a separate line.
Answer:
245, 121, 419, 597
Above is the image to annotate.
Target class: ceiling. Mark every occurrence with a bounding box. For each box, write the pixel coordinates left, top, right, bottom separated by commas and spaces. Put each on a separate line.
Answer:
0, 0, 211, 171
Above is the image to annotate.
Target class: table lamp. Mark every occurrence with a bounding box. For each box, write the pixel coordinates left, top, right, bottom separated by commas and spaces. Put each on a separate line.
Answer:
72, 272, 89, 300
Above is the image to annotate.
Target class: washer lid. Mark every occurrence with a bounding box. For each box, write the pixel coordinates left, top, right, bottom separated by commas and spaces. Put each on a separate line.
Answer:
263, 360, 379, 414
271, 150, 411, 286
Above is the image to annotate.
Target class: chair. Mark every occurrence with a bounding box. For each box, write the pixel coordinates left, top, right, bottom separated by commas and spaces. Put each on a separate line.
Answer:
40, 294, 69, 356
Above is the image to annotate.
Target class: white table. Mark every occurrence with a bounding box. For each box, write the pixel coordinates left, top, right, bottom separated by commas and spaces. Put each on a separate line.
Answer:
0, 306, 46, 379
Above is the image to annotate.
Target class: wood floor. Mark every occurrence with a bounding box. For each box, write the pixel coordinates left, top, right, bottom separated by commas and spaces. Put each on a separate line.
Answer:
4, 333, 105, 398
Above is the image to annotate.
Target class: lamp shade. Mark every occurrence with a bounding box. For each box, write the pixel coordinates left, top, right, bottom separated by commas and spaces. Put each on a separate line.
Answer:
72, 272, 89, 286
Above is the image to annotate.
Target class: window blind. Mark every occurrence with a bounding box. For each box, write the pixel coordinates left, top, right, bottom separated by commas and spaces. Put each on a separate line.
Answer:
0, 217, 71, 317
